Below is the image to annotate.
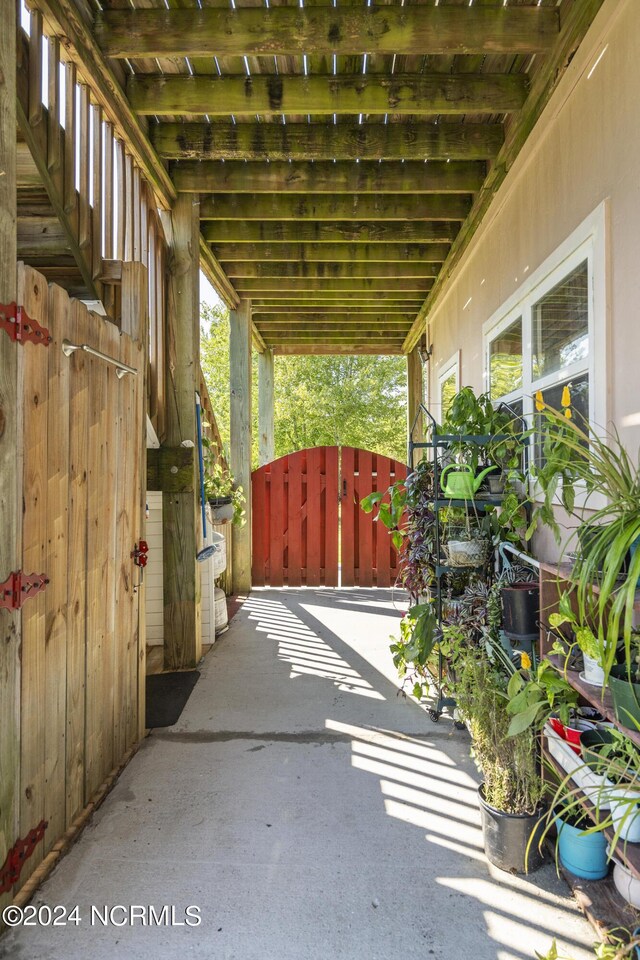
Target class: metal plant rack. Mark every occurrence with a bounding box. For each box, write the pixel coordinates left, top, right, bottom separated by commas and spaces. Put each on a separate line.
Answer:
407, 402, 529, 724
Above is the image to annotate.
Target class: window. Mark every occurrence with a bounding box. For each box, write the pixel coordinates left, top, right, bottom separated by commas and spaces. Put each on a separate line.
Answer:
483, 204, 608, 470
438, 351, 460, 420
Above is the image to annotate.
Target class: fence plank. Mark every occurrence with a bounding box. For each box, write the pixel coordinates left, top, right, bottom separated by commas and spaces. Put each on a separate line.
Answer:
269, 456, 285, 587
374, 454, 391, 587
340, 446, 355, 587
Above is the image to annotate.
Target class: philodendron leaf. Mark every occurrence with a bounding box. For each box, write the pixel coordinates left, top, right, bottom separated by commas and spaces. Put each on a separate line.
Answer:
360, 492, 383, 513
506, 671, 525, 699
391, 531, 405, 550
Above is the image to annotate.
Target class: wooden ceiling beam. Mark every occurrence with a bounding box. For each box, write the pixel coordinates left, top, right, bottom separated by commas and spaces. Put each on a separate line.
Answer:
96, 7, 558, 59
225, 262, 440, 279
158, 122, 503, 162
215, 242, 451, 262
235, 278, 432, 293
257, 326, 411, 336
204, 221, 458, 244
253, 310, 416, 318
251, 297, 423, 306
173, 160, 485, 194
128, 75, 525, 120
273, 345, 404, 355
200, 193, 470, 222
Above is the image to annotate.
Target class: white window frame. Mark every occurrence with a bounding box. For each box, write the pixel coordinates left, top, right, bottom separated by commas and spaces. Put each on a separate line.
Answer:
437, 350, 461, 418
482, 202, 609, 505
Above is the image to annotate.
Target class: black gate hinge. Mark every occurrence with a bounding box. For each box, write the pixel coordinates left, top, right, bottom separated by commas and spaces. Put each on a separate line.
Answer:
0, 303, 52, 345
0, 572, 49, 611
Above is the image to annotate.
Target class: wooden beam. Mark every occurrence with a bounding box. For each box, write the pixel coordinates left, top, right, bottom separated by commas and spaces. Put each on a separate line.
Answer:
257, 320, 412, 329
252, 299, 423, 307
158, 121, 504, 162
262, 330, 411, 340
97, 6, 559, 58
199, 233, 239, 310
225, 262, 441, 279
407, 346, 425, 456
215, 243, 451, 263
128, 75, 524, 121
403, 0, 607, 352
31, 0, 175, 207
0, 0, 20, 914
163, 194, 202, 670
146, 447, 194, 493
253, 307, 418, 316
200, 194, 470, 222
173, 160, 486, 194
230, 299, 252, 594
233, 278, 432, 294
258, 349, 274, 467
205, 222, 458, 245
274, 345, 404, 356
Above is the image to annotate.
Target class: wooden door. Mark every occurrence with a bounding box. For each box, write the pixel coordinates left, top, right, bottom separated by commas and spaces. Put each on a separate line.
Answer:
340, 447, 407, 587
16, 264, 146, 890
252, 447, 340, 587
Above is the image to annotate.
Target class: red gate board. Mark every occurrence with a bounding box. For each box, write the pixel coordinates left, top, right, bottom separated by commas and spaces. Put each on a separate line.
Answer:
252, 446, 406, 588
340, 447, 407, 588
251, 447, 339, 587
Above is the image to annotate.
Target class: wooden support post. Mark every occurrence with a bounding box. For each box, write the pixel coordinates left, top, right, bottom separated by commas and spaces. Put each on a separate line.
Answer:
163, 194, 202, 669
407, 346, 425, 459
0, 0, 20, 912
258, 349, 275, 467
230, 299, 252, 594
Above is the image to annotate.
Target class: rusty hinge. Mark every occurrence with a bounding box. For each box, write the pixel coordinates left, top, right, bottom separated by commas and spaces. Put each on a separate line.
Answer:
0, 572, 49, 611
0, 303, 52, 346
0, 820, 48, 895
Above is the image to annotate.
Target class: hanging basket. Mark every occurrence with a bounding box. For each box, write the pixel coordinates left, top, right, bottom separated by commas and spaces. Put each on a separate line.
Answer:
444, 538, 490, 568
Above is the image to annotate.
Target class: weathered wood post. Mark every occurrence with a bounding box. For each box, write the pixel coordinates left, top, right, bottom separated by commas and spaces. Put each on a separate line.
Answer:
258, 348, 275, 466
162, 194, 202, 669
230, 298, 253, 594
0, 0, 20, 910
407, 345, 425, 459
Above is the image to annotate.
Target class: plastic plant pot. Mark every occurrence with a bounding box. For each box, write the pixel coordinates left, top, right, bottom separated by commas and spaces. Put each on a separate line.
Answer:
610, 786, 640, 843
557, 816, 608, 880
477, 785, 545, 875
501, 582, 540, 639
609, 666, 640, 729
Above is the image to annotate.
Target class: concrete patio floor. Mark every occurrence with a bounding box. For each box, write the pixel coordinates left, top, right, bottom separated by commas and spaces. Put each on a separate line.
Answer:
1, 588, 596, 960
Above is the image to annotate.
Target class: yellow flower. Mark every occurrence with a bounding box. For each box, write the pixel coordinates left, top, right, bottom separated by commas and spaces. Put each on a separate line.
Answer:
561, 384, 571, 408
520, 651, 532, 670
535, 390, 544, 412
564, 408, 572, 419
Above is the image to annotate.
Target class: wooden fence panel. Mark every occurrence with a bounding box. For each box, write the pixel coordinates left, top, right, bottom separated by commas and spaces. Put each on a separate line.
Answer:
340, 448, 407, 588
16, 264, 145, 892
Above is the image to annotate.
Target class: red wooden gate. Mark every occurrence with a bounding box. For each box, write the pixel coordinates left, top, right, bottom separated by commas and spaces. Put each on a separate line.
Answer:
251, 446, 407, 588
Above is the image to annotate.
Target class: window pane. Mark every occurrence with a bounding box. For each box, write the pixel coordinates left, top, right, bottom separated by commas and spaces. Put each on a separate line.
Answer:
490, 318, 523, 399
535, 373, 589, 464
532, 260, 589, 379
440, 373, 457, 418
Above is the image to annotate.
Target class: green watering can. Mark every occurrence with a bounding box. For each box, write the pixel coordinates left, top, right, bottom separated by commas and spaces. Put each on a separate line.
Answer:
440, 464, 497, 499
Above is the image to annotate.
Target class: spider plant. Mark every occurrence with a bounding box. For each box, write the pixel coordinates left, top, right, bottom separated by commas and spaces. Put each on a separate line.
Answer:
530, 402, 640, 683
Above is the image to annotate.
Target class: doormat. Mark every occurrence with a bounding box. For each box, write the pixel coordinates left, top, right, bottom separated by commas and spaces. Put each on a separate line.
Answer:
145, 671, 200, 728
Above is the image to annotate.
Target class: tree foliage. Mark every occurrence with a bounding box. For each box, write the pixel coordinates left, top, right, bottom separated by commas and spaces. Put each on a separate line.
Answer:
200, 302, 408, 465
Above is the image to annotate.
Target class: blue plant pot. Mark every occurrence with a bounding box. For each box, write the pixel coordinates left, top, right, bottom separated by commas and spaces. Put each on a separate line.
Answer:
557, 817, 608, 880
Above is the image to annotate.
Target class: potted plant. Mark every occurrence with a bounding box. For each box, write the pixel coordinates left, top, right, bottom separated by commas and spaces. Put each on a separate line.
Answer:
204, 460, 246, 526
501, 581, 540, 641
452, 637, 546, 874
582, 727, 640, 844
390, 600, 439, 702
530, 399, 640, 683
555, 805, 609, 880
505, 656, 579, 737
609, 637, 640, 729
548, 593, 608, 687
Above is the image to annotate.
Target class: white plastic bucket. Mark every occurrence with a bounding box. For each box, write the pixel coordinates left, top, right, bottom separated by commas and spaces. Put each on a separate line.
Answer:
214, 587, 228, 634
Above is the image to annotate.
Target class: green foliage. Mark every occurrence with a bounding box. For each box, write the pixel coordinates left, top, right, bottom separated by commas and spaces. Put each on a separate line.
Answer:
361, 482, 407, 550
273, 353, 407, 461
200, 302, 408, 467
536, 938, 636, 960
505, 658, 579, 736
390, 602, 439, 701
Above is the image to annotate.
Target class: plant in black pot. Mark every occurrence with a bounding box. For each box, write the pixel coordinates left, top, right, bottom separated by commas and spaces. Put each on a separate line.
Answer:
204, 460, 246, 526
452, 638, 546, 874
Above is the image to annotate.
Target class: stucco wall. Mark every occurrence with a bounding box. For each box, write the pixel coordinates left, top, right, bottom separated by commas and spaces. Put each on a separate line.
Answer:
423, 0, 640, 561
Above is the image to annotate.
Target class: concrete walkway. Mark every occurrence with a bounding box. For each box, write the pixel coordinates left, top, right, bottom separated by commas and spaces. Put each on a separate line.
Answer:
2, 589, 596, 960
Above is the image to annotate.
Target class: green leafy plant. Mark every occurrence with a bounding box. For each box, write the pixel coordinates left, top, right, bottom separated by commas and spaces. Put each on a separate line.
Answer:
361, 481, 407, 550
390, 601, 439, 700
529, 401, 640, 681
548, 592, 604, 664
537, 937, 639, 960
505, 657, 580, 736
202, 437, 246, 526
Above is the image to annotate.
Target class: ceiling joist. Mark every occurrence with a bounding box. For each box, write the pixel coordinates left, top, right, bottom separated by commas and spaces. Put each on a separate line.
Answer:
173, 161, 486, 195
200, 194, 470, 223
224, 262, 440, 279
204, 221, 458, 245
235, 278, 432, 293
214, 243, 451, 263
129, 75, 525, 120
96, 6, 558, 59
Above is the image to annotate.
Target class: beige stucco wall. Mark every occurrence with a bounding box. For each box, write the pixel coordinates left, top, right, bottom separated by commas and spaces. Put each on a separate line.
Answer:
424, 0, 640, 561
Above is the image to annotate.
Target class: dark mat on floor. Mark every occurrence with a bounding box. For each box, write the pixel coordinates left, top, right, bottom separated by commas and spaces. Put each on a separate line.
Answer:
145, 671, 200, 728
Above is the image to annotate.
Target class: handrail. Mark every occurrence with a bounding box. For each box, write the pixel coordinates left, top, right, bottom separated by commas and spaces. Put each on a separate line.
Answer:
61, 340, 137, 378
